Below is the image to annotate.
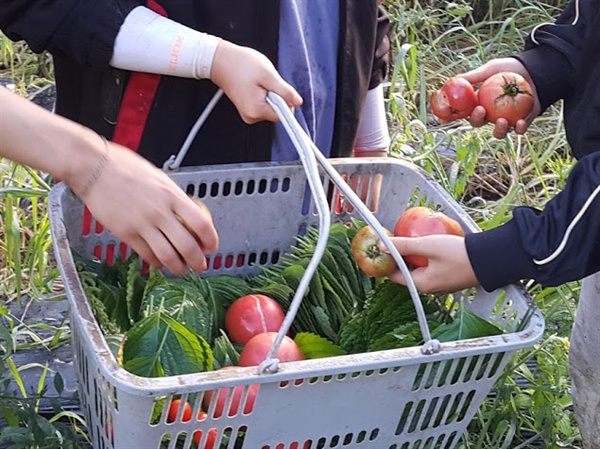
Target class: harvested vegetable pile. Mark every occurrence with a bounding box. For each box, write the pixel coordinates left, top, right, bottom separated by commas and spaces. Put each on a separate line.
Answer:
77, 219, 503, 379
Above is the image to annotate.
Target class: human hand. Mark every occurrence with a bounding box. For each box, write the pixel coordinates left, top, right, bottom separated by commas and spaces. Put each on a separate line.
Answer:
460, 58, 541, 139
70, 142, 219, 276
383, 234, 479, 295
210, 40, 303, 124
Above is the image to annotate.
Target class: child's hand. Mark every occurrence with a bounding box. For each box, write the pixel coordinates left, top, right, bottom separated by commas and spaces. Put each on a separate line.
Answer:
211, 41, 303, 124
383, 234, 479, 295
459, 58, 541, 139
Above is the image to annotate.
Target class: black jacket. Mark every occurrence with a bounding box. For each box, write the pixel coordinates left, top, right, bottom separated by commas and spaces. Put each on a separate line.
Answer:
466, 0, 600, 290
0, 0, 390, 167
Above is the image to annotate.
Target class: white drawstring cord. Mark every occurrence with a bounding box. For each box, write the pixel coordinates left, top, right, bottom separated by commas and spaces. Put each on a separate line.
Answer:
531, 0, 580, 45
534, 184, 600, 265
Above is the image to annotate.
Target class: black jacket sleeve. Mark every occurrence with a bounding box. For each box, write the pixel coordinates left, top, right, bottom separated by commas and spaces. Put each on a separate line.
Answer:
0, 0, 139, 66
466, 151, 600, 291
513, 0, 596, 112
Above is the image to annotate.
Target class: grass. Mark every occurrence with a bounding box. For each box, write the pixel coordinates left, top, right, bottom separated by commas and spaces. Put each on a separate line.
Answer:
0, 0, 581, 447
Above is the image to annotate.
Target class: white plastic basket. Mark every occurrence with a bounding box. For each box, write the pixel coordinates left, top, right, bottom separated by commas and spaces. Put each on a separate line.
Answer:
50, 155, 544, 449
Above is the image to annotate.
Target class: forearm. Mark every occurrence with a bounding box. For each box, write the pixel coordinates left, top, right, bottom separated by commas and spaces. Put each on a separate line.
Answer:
110, 6, 221, 79
466, 151, 600, 290
353, 85, 390, 157
0, 87, 105, 194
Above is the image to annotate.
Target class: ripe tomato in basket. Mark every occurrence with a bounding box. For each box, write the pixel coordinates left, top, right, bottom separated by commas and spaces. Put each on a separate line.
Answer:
193, 411, 218, 449
394, 206, 465, 268
239, 332, 305, 367
351, 226, 396, 278
225, 294, 285, 345
430, 76, 478, 122
276, 442, 312, 449
202, 366, 260, 418
167, 398, 193, 422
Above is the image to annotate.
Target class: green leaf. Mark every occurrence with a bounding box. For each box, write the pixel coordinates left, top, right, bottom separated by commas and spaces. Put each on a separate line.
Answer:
122, 311, 213, 377
431, 306, 504, 342
199, 275, 250, 339
144, 280, 212, 341
0, 321, 14, 355
294, 332, 346, 359
104, 333, 126, 364
126, 256, 146, 325
53, 372, 64, 395
212, 330, 242, 369
311, 305, 337, 341
281, 263, 306, 292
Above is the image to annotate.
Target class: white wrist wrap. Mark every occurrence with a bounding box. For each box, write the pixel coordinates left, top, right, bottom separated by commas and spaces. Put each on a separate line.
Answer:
354, 84, 391, 153
110, 6, 221, 79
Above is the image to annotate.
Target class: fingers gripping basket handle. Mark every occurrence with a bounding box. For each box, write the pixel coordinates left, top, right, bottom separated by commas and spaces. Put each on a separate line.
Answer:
164, 89, 440, 375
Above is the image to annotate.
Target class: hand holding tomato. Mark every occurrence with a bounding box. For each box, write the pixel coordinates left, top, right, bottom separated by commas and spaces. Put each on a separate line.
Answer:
385, 233, 479, 296
460, 58, 541, 138
393, 207, 465, 268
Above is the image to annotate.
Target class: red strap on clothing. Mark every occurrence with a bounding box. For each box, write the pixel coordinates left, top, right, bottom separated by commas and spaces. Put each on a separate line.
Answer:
110, 0, 166, 152
82, 0, 167, 269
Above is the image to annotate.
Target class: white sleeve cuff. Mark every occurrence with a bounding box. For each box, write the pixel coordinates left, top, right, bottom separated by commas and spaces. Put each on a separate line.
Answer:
110, 6, 221, 80
354, 84, 391, 153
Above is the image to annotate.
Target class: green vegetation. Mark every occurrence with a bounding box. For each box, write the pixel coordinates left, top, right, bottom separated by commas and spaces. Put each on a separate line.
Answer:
0, 1, 581, 447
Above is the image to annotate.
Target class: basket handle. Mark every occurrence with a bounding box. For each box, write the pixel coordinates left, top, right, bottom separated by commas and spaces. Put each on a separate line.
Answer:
161, 88, 335, 373
266, 92, 440, 358
163, 89, 440, 375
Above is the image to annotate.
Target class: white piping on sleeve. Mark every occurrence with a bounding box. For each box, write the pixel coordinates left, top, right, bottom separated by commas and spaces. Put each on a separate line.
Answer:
530, 0, 581, 45
533, 184, 600, 265
572, 0, 581, 25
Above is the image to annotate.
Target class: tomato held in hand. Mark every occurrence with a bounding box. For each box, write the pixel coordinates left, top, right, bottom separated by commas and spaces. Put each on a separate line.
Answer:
351, 226, 396, 278
430, 77, 478, 121
239, 332, 305, 367
477, 72, 534, 128
393, 207, 465, 268
202, 366, 260, 418
225, 294, 285, 345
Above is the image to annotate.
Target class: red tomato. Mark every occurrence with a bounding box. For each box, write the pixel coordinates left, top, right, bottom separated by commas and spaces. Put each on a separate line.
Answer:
202, 366, 260, 418
351, 226, 396, 278
393, 206, 465, 268
193, 411, 218, 449
225, 294, 286, 345
477, 72, 534, 128
239, 332, 305, 367
167, 398, 193, 423
276, 442, 311, 449
104, 421, 114, 440
430, 77, 478, 121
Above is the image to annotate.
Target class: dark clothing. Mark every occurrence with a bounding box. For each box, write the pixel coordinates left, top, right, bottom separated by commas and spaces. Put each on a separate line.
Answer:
0, 0, 390, 167
466, 0, 600, 291
515, 0, 600, 159
467, 152, 600, 290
